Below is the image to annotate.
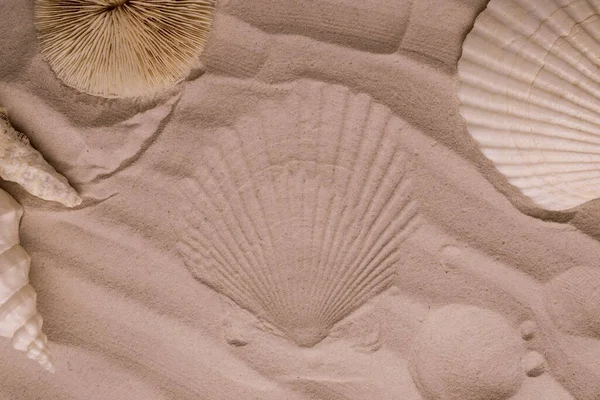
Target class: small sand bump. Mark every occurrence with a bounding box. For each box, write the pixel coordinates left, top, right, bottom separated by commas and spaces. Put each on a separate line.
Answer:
522, 351, 547, 378
520, 320, 537, 341
440, 245, 462, 269
223, 320, 250, 347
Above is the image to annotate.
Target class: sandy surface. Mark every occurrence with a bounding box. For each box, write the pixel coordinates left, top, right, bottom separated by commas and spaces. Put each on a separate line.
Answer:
1, 0, 600, 399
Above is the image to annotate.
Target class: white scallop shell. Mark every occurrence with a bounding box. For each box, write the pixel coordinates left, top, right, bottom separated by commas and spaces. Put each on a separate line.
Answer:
178, 81, 420, 347
458, 0, 600, 211
409, 304, 525, 400
0, 189, 54, 372
0, 108, 81, 207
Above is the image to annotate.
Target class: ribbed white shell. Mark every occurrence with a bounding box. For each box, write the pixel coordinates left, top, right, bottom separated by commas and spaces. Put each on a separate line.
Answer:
178, 81, 420, 347
458, 0, 600, 211
0, 189, 54, 372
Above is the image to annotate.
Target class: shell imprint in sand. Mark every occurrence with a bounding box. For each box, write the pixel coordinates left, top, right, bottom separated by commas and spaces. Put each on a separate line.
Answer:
458, 0, 600, 211
34, 0, 216, 98
544, 265, 600, 338
178, 82, 420, 347
0, 108, 81, 207
0, 189, 54, 372
409, 304, 525, 400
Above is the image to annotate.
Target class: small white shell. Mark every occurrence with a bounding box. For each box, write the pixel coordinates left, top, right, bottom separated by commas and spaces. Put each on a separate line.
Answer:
458, 0, 600, 210
409, 304, 525, 400
178, 81, 420, 347
0, 189, 54, 372
0, 108, 81, 207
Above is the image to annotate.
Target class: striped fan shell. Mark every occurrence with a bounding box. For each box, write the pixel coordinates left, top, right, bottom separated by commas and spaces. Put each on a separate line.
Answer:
458, 0, 600, 211
178, 81, 419, 346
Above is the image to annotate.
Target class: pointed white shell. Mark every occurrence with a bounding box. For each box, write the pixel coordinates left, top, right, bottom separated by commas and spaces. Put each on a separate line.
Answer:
0, 189, 54, 372
0, 108, 81, 207
458, 0, 600, 211
178, 81, 420, 347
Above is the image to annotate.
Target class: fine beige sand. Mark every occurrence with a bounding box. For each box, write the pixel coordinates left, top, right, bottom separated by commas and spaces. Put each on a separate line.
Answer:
1, 1, 600, 399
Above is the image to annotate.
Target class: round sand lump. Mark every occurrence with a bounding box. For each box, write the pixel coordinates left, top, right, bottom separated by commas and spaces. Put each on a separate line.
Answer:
409, 304, 525, 400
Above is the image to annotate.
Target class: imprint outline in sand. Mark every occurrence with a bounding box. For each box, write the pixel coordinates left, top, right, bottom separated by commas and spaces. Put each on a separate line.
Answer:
177, 80, 421, 347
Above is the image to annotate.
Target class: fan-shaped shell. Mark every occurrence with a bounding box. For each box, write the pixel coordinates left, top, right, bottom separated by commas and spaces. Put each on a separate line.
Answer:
458, 0, 600, 211
408, 304, 525, 400
544, 265, 600, 337
34, 0, 216, 98
178, 81, 420, 347
0, 189, 54, 372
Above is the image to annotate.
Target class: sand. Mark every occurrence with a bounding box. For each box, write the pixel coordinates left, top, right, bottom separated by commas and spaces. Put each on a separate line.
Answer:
1, 0, 599, 399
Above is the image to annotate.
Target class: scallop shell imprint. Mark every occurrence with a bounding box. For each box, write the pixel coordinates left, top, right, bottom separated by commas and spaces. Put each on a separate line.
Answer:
458, 0, 600, 211
0, 189, 54, 372
35, 0, 216, 98
178, 82, 419, 347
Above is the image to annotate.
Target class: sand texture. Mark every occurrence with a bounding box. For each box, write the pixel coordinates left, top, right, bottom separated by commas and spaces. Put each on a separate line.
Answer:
1, 0, 600, 399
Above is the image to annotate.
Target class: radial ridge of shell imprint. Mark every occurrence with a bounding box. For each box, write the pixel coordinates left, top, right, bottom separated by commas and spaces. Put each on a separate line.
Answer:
34, 0, 216, 98
177, 81, 420, 347
458, 0, 600, 211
